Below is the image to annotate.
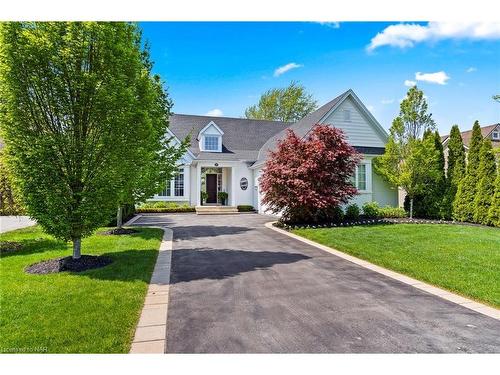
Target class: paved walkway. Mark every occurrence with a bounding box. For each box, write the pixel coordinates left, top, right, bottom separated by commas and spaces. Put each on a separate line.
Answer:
0, 216, 36, 233
132, 213, 500, 353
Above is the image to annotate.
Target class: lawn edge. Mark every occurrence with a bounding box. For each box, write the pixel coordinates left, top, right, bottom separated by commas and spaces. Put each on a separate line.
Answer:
128, 222, 173, 354
265, 221, 500, 321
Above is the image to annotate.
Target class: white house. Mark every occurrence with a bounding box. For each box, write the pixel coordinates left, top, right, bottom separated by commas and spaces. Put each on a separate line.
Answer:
150, 89, 398, 214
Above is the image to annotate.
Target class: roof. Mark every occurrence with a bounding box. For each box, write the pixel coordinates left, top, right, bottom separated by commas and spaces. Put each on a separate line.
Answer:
442, 123, 500, 148
168, 114, 291, 162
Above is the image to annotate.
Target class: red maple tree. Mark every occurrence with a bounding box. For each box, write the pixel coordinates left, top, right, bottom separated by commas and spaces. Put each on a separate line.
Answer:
260, 124, 361, 223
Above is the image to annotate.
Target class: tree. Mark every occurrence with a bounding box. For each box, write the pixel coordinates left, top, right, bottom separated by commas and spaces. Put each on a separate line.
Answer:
493, 94, 500, 103
0, 22, 184, 259
473, 139, 497, 224
0, 149, 24, 215
260, 125, 361, 223
373, 86, 437, 218
442, 125, 466, 219
453, 121, 483, 222
487, 169, 500, 227
245, 81, 317, 122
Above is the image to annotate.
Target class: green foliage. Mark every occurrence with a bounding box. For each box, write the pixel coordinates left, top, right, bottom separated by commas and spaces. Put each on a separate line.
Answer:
487, 170, 500, 227
237, 205, 255, 212
138, 201, 190, 209
362, 201, 380, 218
245, 81, 317, 122
0, 22, 185, 256
442, 125, 466, 219
473, 139, 497, 224
344, 204, 360, 220
200, 191, 208, 203
373, 86, 438, 218
453, 121, 483, 221
378, 206, 407, 218
0, 151, 24, 215
217, 191, 228, 204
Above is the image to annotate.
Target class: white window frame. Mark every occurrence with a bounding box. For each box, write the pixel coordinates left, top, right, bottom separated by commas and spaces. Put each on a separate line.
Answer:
198, 121, 224, 152
155, 166, 187, 200
353, 163, 369, 193
203, 135, 220, 151
492, 131, 499, 140
343, 109, 351, 122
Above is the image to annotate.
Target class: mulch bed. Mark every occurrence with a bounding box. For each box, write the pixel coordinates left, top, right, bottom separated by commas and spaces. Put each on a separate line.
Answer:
0, 241, 23, 255
25, 255, 113, 274
101, 228, 138, 235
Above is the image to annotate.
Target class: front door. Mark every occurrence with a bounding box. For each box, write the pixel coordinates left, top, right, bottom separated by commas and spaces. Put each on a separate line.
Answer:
206, 174, 217, 203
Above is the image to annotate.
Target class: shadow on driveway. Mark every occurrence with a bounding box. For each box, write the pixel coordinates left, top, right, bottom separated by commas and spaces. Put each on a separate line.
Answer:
170, 248, 310, 283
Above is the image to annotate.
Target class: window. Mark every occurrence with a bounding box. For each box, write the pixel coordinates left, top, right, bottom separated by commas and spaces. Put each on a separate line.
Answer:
357, 164, 367, 190
343, 109, 351, 122
174, 169, 184, 196
157, 167, 184, 197
492, 131, 499, 140
204, 136, 219, 151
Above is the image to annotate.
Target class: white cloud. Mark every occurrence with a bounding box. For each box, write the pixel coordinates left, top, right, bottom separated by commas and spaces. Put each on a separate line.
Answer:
367, 22, 500, 51
404, 80, 417, 87
273, 62, 303, 77
466, 66, 477, 73
381, 98, 395, 104
367, 104, 375, 112
205, 108, 223, 117
415, 71, 450, 85
317, 22, 340, 29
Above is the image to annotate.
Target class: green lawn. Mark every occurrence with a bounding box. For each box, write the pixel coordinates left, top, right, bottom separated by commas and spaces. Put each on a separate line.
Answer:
0, 225, 163, 353
292, 224, 500, 308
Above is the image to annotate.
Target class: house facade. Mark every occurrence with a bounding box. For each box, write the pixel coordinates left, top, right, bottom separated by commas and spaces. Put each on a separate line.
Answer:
150, 89, 399, 214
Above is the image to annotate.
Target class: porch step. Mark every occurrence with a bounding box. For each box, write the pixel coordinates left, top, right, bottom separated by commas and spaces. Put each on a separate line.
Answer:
195, 206, 239, 215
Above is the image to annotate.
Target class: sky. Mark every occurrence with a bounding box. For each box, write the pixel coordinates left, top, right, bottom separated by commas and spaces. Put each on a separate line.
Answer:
140, 22, 500, 136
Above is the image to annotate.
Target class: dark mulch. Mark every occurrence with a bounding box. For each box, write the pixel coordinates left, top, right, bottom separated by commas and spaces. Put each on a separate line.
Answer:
0, 241, 23, 255
25, 255, 113, 274
101, 228, 138, 235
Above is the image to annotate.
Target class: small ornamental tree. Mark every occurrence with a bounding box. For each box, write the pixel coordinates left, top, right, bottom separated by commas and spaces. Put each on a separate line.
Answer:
453, 121, 483, 221
260, 124, 361, 223
487, 169, 500, 227
473, 139, 497, 224
442, 125, 466, 219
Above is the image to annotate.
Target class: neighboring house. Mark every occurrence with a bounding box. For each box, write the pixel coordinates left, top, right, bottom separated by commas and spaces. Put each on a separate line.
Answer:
152, 89, 399, 214
441, 123, 500, 169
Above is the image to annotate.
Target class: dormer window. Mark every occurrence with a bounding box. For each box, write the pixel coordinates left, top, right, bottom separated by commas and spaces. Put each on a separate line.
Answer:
204, 136, 219, 151
492, 131, 499, 140
198, 121, 224, 152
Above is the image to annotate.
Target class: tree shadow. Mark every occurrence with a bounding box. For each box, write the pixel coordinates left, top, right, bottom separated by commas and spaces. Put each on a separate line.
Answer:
169, 248, 311, 284
0, 238, 67, 258
169, 226, 252, 240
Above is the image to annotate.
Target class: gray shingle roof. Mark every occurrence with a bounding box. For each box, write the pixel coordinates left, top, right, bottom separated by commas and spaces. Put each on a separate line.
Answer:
168, 114, 291, 162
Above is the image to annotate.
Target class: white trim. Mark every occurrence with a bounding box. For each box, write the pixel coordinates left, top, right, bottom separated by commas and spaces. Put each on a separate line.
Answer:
265, 222, 500, 321
197, 120, 224, 138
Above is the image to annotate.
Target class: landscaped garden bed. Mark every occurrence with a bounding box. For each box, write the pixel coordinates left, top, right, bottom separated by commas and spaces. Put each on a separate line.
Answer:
0, 225, 163, 353
291, 223, 500, 308
136, 201, 195, 213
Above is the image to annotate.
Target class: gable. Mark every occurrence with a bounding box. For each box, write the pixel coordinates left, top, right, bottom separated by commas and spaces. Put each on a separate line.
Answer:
320, 96, 387, 148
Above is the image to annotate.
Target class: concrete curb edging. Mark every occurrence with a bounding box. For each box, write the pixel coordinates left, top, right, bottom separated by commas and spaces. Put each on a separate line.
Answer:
124, 214, 143, 227
265, 222, 500, 321
129, 224, 173, 354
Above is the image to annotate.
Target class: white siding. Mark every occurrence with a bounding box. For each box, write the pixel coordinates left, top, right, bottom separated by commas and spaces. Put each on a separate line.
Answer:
322, 97, 386, 147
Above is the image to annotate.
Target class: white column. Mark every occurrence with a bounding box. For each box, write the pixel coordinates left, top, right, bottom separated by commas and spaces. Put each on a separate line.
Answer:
196, 163, 201, 206
230, 166, 236, 206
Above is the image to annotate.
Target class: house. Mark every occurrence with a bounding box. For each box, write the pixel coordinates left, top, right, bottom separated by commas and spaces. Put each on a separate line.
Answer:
152, 89, 399, 214
441, 123, 500, 170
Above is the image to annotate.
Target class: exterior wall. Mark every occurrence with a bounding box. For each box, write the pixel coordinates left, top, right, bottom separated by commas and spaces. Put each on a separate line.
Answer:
322, 97, 386, 148
149, 164, 191, 202
372, 171, 399, 207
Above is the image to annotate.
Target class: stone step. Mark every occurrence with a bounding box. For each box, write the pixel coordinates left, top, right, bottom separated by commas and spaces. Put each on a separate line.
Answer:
195, 206, 239, 215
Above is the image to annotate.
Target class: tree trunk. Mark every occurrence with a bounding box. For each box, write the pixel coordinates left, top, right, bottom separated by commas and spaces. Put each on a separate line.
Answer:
72, 238, 81, 260
116, 206, 123, 229
409, 198, 414, 219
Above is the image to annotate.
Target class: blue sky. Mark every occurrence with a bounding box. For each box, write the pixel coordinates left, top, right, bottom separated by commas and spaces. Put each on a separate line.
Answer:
140, 22, 500, 135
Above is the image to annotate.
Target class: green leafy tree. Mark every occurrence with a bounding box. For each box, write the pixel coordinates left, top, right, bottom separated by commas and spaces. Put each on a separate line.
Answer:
374, 86, 437, 218
245, 81, 317, 122
0, 22, 184, 259
487, 169, 500, 227
442, 125, 466, 219
473, 139, 497, 224
453, 121, 483, 222
493, 94, 500, 103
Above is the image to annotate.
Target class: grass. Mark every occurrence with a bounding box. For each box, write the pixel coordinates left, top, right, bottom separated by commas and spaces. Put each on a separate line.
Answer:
292, 224, 500, 308
0, 225, 163, 353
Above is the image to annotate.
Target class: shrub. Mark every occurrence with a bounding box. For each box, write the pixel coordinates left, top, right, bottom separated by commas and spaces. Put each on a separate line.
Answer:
378, 206, 407, 218
344, 204, 360, 221
136, 201, 194, 213
218, 191, 228, 204
362, 202, 380, 218
237, 205, 255, 212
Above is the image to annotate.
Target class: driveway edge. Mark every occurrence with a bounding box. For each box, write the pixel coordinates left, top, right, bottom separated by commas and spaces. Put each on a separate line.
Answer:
129, 225, 173, 354
265, 221, 500, 321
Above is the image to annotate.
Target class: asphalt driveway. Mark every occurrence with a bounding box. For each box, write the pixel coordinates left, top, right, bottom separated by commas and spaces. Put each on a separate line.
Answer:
133, 213, 500, 353
0, 216, 36, 233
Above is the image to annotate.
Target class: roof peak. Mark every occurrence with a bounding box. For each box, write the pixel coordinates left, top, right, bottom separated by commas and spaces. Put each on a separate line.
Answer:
171, 113, 293, 124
